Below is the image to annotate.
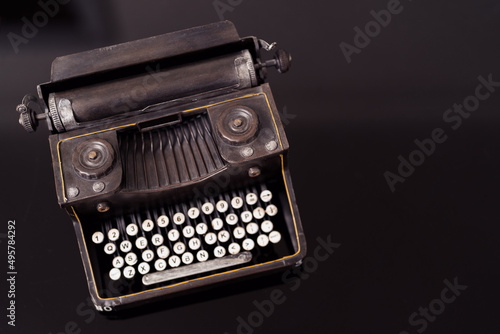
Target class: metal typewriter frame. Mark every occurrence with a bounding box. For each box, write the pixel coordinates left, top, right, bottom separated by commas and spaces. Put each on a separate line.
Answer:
19, 21, 306, 311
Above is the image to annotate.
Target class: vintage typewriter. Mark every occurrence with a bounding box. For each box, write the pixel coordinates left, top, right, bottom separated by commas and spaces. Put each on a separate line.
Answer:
16, 21, 306, 312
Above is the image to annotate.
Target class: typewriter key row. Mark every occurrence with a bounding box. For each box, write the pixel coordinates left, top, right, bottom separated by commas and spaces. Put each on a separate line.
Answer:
89, 189, 282, 284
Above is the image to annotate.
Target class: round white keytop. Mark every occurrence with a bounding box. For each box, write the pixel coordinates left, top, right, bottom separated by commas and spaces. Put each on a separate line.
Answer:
151, 234, 164, 246
109, 268, 121, 281
120, 240, 132, 253
92, 231, 104, 244
154, 259, 167, 271
157, 215, 169, 227
108, 228, 120, 241
138, 262, 150, 275
260, 190, 272, 202
126, 224, 139, 236
188, 207, 200, 219
202, 202, 214, 215
157, 246, 170, 259
112, 256, 124, 269
104, 243, 116, 255
242, 238, 255, 251
135, 237, 148, 250
266, 204, 278, 217
216, 200, 228, 213
246, 193, 258, 205
257, 234, 269, 247
125, 252, 138, 266
231, 196, 243, 209
142, 219, 154, 232
123, 266, 136, 279
173, 212, 185, 225
261, 220, 274, 233
228, 242, 241, 255
269, 231, 282, 244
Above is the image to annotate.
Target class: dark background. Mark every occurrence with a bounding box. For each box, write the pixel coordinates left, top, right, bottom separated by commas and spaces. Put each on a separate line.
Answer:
1, 0, 499, 333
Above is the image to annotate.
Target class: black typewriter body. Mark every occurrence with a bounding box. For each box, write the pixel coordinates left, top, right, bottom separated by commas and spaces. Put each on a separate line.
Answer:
17, 21, 306, 311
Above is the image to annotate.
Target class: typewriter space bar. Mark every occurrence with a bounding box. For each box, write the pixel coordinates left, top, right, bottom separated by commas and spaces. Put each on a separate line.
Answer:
142, 252, 253, 286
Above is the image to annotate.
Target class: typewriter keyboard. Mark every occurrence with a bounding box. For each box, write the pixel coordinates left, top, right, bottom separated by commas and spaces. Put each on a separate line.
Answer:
85, 183, 294, 296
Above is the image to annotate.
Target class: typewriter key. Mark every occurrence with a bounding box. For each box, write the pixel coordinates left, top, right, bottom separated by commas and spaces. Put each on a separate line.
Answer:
151, 234, 164, 246
167, 229, 180, 242
253, 207, 265, 220
204, 232, 217, 245
214, 246, 226, 258
138, 263, 150, 275
157, 246, 170, 259
246, 193, 258, 205
233, 227, 246, 239
231, 196, 243, 209
257, 235, 269, 247
241, 211, 253, 223
109, 268, 121, 281
154, 259, 167, 271
188, 238, 201, 250
228, 243, 241, 255
173, 242, 186, 255
195, 223, 208, 235
126, 224, 138, 236
246, 223, 259, 235
201, 202, 214, 215
269, 231, 282, 244
112, 256, 124, 269
120, 240, 132, 253
226, 213, 238, 225
182, 252, 194, 265
142, 219, 154, 232
125, 253, 138, 266
187, 207, 200, 219
104, 243, 116, 255
196, 250, 209, 262
123, 266, 136, 279
216, 200, 229, 213
261, 220, 273, 233
260, 190, 272, 202
218, 230, 230, 243
108, 228, 120, 241
157, 215, 169, 228
92, 231, 104, 244
182, 226, 195, 238
242, 238, 255, 251
135, 237, 148, 249
266, 204, 278, 217
168, 256, 181, 268
142, 250, 155, 262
